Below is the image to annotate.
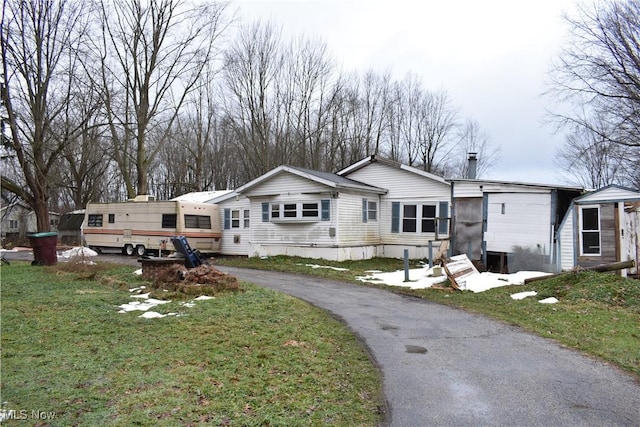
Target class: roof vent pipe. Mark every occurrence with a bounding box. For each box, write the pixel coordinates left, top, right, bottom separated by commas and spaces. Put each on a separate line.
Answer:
467, 152, 478, 179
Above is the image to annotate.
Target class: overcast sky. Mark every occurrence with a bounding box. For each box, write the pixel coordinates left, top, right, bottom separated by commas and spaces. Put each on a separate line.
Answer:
232, 0, 578, 185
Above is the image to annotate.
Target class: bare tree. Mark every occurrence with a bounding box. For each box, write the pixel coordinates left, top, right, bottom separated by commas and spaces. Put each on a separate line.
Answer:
95, 0, 229, 198
445, 118, 501, 179
221, 20, 282, 179
1, 0, 89, 231
556, 113, 631, 189
548, 0, 640, 188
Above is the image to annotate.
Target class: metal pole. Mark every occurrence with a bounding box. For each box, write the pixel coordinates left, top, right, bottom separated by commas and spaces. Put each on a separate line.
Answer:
404, 249, 410, 282
428, 240, 433, 268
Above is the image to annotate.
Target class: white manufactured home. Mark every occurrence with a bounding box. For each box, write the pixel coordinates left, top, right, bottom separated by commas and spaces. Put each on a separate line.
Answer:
557, 185, 640, 276
229, 165, 387, 261
338, 155, 452, 259
83, 196, 221, 256
449, 179, 583, 272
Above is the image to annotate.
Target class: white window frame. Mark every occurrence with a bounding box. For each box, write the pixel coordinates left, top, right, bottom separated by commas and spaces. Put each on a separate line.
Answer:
243, 209, 250, 228
579, 205, 601, 256
400, 203, 440, 233
231, 209, 240, 229
271, 201, 323, 222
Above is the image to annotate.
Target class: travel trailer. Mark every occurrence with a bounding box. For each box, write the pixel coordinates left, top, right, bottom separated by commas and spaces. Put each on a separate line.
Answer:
83, 196, 221, 256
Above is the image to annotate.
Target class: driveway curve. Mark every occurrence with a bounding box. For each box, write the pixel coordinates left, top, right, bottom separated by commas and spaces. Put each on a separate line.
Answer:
217, 266, 640, 427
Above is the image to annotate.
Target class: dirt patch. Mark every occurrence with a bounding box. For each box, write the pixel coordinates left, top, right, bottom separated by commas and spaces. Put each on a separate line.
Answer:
149, 263, 242, 297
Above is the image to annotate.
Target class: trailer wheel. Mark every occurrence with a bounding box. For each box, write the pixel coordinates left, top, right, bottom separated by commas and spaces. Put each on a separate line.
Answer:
124, 244, 135, 256
136, 245, 146, 257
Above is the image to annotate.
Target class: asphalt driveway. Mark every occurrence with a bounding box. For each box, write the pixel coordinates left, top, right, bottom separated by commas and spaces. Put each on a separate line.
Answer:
216, 266, 640, 427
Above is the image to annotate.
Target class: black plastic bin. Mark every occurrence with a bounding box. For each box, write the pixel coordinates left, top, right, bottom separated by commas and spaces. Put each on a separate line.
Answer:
28, 232, 58, 266
171, 236, 205, 268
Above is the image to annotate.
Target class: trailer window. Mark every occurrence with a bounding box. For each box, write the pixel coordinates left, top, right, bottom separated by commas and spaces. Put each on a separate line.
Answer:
162, 214, 177, 228
87, 214, 103, 227
184, 215, 212, 229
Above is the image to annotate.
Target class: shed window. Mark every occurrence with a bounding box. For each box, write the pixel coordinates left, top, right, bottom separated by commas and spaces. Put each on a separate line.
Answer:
580, 206, 600, 255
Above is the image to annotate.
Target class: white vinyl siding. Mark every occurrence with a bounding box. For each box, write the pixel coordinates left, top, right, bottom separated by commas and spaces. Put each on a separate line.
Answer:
216, 197, 251, 256
484, 192, 551, 254
558, 208, 575, 271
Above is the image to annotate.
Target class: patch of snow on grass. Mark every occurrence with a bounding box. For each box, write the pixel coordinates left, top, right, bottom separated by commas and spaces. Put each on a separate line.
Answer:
539, 297, 559, 304
300, 263, 350, 271
357, 266, 447, 289
511, 291, 537, 300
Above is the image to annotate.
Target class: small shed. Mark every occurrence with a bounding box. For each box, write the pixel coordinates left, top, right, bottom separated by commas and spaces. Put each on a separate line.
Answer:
449, 179, 583, 272
57, 209, 85, 246
557, 185, 640, 276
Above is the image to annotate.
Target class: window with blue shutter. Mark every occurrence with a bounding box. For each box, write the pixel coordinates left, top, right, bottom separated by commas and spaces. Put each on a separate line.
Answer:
321, 199, 330, 221
438, 201, 449, 234
362, 199, 368, 223
223, 209, 230, 230
261, 202, 269, 222
391, 202, 400, 233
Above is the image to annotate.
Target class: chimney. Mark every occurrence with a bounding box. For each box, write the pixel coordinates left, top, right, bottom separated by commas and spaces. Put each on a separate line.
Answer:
467, 152, 478, 179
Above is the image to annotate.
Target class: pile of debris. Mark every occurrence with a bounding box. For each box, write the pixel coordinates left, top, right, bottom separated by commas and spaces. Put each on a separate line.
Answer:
151, 263, 241, 296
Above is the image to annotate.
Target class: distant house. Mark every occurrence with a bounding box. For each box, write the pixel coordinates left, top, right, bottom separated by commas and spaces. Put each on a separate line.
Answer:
224, 165, 387, 260
0, 203, 60, 246
449, 179, 583, 272
337, 155, 452, 259
557, 185, 640, 276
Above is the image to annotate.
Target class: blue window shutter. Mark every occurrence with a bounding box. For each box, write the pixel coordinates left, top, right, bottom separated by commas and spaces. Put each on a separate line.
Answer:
261, 202, 269, 222
438, 201, 449, 234
362, 199, 367, 223
223, 209, 230, 230
321, 199, 330, 221
391, 202, 400, 233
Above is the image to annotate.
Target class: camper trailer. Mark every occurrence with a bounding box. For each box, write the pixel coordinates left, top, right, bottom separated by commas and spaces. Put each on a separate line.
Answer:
83, 197, 221, 256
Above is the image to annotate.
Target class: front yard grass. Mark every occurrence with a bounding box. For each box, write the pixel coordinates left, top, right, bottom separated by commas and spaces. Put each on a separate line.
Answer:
0, 262, 383, 426
214, 255, 640, 379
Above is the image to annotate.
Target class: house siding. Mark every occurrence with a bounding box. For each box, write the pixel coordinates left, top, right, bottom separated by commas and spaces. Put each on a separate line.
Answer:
344, 162, 450, 247
242, 173, 329, 197
248, 195, 337, 248
484, 192, 552, 254
577, 203, 617, 267
215, 196, 251, 256
558, 207, 575, 271
336, 192, 380, 246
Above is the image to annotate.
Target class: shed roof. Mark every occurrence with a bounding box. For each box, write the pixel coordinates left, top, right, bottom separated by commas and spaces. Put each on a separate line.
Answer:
573, 184, 640, 204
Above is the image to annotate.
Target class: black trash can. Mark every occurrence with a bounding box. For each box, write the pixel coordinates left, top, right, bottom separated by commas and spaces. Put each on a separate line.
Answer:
28, 232, 58, 266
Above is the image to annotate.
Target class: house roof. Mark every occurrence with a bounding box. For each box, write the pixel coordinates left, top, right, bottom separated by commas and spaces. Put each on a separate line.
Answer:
573, 184, 640, 204
338, 155, 449, 185
449, 178, 584, 192
236, 165, 387, 195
